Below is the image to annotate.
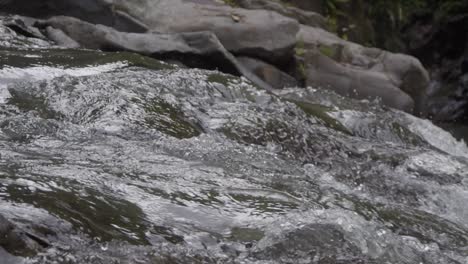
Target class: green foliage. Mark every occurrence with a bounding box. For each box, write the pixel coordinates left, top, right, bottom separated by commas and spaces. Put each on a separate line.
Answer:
322, 0, 350, 17
294, 37, 306, 57
318, 0, 468, 50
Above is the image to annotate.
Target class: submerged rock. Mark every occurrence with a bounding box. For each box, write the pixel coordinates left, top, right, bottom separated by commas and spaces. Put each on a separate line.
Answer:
0, 214, 48, 257
0, 38, 467, 262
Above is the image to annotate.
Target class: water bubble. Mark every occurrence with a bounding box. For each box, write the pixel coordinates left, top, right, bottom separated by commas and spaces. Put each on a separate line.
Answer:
100, 243, 108, 251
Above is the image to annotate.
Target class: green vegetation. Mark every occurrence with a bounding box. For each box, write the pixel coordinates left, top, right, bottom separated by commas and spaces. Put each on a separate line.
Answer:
318, 0, 468, 50
294, 38, 308, 82
322, 0, 468, 24
322, 0, 350, 18
294, 37, 306, 57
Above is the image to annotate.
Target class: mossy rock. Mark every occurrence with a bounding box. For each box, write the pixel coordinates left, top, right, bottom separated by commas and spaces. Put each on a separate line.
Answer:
343, 196, 468, 249
0, 48, 173, 70
229, 227, 264, 242
7, 92, 62, 120
290, 100, 352, 135
318, 43, 344, 61
391, 122, 426, 146
3, 184, 150, 245
141, 97, 203, 139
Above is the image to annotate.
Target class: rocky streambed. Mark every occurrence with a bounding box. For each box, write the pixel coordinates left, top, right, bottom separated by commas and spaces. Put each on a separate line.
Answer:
0, 12, 467, 264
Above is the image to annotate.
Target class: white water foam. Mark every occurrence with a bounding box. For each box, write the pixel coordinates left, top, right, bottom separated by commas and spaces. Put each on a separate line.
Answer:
0, 62, 128, 103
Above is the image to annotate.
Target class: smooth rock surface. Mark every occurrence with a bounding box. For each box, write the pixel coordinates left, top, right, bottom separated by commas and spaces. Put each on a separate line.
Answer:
2, 0, 299, 63
237, 56, 297, 89
297, 25, 430, 113
36, 15, 274, 91
0, 0, 148, 32
112, 0, 299, 64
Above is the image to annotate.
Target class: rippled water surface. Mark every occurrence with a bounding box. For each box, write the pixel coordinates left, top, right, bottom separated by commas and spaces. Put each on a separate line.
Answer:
1, 20, 468, 264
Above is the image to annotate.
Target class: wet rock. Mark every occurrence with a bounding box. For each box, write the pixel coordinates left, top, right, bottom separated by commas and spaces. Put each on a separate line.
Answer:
2, 0, 299, 64
237, 56, 298, 89
45, 26, 80, 48
3, 15, 46, 39
235, 0, 327, 28
111, 0, 299, 64
297, 25, 429, 113
1, 10, 468, 263
0, 62, 467, 262
36, 15, 273, 91
0, 214, 43, 257
0, 0, 148, 33
253, 224, 366, 263
0, 17, 53, 49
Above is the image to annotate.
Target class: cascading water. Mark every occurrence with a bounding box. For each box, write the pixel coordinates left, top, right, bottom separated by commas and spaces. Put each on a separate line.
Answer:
0, 16, 468, 264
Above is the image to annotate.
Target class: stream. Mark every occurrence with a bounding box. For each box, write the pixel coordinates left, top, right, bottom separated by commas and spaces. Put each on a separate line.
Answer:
1, 17, 468, 264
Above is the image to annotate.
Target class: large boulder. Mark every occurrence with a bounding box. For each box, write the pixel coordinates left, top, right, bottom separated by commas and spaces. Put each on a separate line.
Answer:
1, 0, 299, 65
0, 0, 148, 32
297, 25, 430, 113
112, 0, 299, 64
36, 16, 273, 91
0, 214, 45, 257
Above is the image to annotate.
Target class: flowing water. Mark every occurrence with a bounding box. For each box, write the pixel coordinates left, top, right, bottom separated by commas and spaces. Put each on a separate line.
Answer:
1, 18, 468, 264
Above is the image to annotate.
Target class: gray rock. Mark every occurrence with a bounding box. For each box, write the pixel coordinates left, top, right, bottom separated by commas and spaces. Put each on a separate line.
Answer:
303, 51, 415, 112
3, 15, 46, 39
297, 25, 429, 113
0, 247, 23, 264
37, 16, 273, 91
0, 214, 42, 257
253, 224, 366, 262
0, 0, 148, 33
45, 26, 80, 48
237, 56, 297, 89
112, 0, 299, 64
235, 0, 327, 29
2, 0, 299, 64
